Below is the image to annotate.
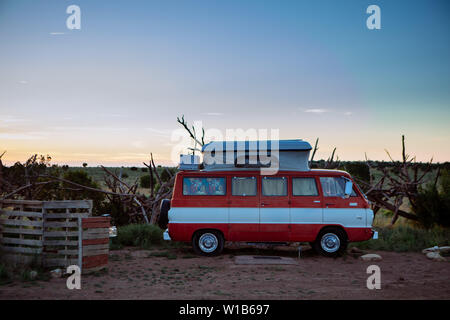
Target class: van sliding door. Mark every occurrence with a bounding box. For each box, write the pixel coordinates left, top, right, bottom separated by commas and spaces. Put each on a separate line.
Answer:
289, 177, 323, 242
228, 176, 260, 241
259, 176, 290, 242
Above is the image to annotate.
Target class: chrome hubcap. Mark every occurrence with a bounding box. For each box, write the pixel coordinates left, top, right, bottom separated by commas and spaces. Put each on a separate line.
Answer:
198, 233, 218, 253
321, 233, 340, 253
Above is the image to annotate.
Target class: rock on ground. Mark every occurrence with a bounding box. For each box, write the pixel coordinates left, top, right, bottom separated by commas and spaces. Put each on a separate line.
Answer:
29, 271, 38, 280
425, 252, 447, 262
359, 253, 382, 261
422, 246, 450, 254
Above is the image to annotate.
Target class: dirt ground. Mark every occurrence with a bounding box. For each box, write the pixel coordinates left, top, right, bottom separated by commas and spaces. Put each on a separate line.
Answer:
1, 244, 449, 300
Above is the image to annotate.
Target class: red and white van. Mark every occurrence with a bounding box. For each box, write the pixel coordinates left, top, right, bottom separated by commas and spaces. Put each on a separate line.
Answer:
161, 140, 377, 257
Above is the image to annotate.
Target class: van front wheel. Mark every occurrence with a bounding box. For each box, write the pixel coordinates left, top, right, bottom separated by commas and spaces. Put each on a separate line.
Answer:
313, 228, 347, 257
192, 230, 224, 256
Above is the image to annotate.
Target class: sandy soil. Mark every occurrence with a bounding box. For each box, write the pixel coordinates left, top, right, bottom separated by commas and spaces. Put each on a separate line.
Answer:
1, 244, 449, 300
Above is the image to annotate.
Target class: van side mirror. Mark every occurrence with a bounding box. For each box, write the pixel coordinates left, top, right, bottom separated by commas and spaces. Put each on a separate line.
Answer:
344, 180, 353, 198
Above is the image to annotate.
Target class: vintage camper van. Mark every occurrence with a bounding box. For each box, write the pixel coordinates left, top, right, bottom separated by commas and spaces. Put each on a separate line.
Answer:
161, 139, 377, 257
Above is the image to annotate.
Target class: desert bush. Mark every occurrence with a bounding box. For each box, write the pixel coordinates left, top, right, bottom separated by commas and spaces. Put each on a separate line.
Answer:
112, 224, 163, 249
356, 225, 450, 252
140, 174, 156, 188
60, 170, 106, 215
160, 167, 177, 182
342, 162, 370, 190
412, 169, 450, 228
0, 263, 11, 285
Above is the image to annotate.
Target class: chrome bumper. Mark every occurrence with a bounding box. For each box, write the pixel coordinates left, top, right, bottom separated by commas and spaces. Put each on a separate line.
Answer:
109, 226, 117, 238
163, 229, 171, 241
372, 230, 379, 240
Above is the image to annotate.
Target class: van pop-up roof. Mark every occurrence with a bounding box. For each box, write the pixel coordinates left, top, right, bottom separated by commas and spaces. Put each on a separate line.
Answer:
201, 139, 312, 172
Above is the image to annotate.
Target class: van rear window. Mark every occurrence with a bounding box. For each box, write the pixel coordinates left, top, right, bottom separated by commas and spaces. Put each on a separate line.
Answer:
183, 177, 226, 196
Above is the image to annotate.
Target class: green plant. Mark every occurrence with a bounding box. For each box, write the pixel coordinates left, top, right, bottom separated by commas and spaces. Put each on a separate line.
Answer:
140, 174, 157, 188
342, 162, 370, 190
357, 225, 450, 252
0, 264, 11, 285
112, 224, 163, 249
412, 169, 450, 228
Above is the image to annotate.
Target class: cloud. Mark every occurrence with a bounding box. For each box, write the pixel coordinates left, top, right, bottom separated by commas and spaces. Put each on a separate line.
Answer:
18, 80, 28, 85
131, 140, 145, 149
304, 108, 328, 114
0, 116, 30, 124
145, 127, 173, 138
0, 133, 43, 140
49, 32, 65, 35
201, 112, 224, 116
344, 111, 353, 116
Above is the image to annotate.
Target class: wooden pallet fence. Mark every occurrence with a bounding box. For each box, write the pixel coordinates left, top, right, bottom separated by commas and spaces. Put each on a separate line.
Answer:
42, 200, 92, 269
0, 200, 44, 265
0, 199, 94, 269
81, 217, 110, 273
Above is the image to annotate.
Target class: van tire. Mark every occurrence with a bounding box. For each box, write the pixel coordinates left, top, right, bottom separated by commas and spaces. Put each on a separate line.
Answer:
192, 230, 224, 256
158, 199, 170, 229
313, 227, 347, 257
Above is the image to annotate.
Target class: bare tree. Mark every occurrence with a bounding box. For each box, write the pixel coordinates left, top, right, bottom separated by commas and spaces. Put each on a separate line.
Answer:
360, 135, 435, 225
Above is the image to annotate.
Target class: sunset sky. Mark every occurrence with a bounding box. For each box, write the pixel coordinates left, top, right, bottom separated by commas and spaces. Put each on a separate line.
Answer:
1, 0, 449, 166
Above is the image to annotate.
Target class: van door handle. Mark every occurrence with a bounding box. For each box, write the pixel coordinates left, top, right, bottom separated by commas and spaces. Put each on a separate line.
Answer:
325, 203, 336, 206
356, 216, 363, 219
261, 203, 270, 206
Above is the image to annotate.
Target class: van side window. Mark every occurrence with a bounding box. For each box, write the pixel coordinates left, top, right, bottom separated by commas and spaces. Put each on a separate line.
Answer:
320, 177, 356, 197
262, 177, 287, 196
232, 177, 257, 196
292, 177, 318, 196
183, 177, 226, 196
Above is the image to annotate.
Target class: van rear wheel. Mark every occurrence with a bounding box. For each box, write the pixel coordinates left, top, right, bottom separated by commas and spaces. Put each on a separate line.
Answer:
313, 228, 347, 257
192, 230, 224, 256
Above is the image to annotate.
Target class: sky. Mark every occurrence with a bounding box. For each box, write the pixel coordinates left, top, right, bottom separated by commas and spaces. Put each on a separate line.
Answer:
0, 0, 449, 166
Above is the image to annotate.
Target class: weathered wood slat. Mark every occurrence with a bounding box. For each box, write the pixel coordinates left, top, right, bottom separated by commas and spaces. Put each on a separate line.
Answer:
0, 200, 43, 206
83, 238, 109, 245
0, 219, 43, 227
82, 228, 109, 236
0, 245, 43, 254
0, 210, 43, 218
44, 213, 89, 219
83, 248, 109, 257
0, 227, 43, 235
45, 231, 79, 237
82, 222, 110, 229
44, 258, 78, 266
43, 200, 92, 209
44, 221, 78, 228
56, 249, 79, 255
82, 265, 107, 274
1, 253, 42, 265
83, 243, 109, 251
0, 237, 42, 246
82, 233, 109, 240
44, 240, 78, 246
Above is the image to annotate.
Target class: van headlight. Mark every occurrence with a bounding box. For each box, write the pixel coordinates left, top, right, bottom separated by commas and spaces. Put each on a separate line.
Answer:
109, 226, 117, 238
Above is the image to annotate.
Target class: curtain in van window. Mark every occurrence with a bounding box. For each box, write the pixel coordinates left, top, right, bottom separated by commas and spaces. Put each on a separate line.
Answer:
262, 177, 287, 196
292, 178, 318, 196
232, 177, 257, 196
183, 177, 226, 195
320, 177, 345, 197
320, 177, 357, 197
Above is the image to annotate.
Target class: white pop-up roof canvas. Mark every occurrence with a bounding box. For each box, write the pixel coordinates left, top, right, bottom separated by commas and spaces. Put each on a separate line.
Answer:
201, 139, 312, 172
